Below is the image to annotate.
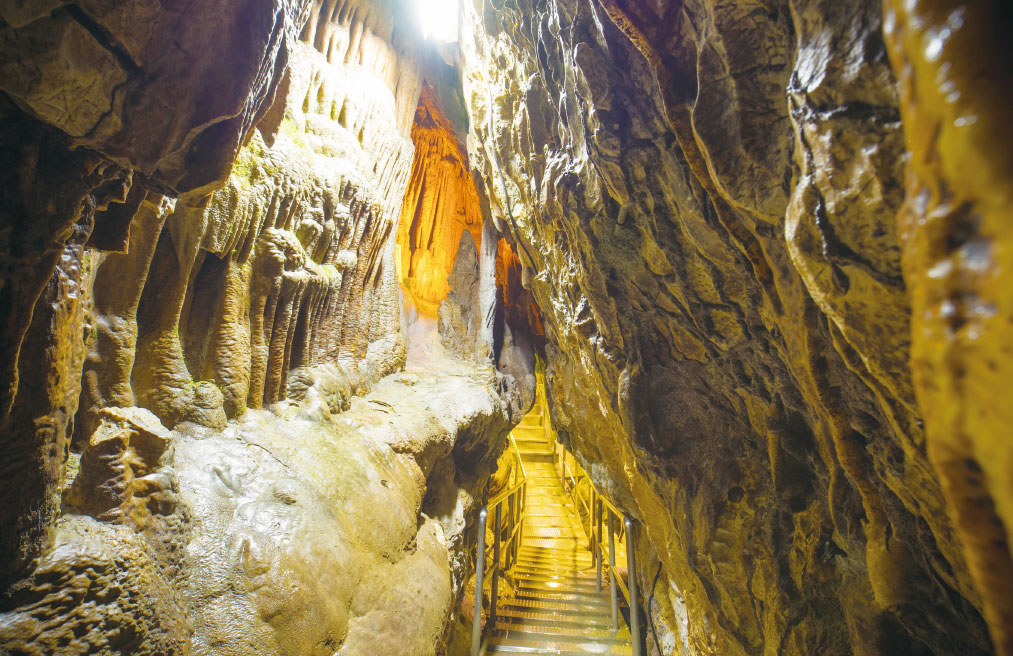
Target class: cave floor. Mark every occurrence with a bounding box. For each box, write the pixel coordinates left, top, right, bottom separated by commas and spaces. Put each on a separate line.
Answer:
486, 403, 633, 655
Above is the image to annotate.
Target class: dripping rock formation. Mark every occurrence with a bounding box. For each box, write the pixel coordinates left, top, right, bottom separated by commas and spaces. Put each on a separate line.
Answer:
0, 1, 529, 653
0, 0, 1011, 655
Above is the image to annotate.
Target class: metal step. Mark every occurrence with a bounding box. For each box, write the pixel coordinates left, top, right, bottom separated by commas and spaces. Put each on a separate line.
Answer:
499, 599, 612, 614
486, 636, 632, 655
514, 580, 607, 594
516, 453, 554, 462
493, 614, 619, 632
512, 562, 592, 570
493, 609, 616, 628
511, 571, 599, 585
515, 546, 590, 555
523, 517, 577, 526
512, 562, 594, 570
493, 625, 631, 644
514, 570, 598, 579
513, 590, 609, 605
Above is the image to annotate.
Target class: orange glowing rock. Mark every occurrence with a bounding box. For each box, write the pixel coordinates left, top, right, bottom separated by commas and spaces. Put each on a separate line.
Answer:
397, 82, 482, 317
496, 238, 544, 336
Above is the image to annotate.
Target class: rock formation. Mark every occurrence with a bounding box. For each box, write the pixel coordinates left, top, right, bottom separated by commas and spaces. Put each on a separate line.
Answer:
1, 0, 528, 653
398, 81, 484, 318
1, 0, 1011, 654
0, 0, 314, 591
459, 0, 1009, 653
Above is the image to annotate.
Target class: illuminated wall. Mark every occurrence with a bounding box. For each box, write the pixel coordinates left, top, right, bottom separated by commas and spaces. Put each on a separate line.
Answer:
397, 82, 482, 317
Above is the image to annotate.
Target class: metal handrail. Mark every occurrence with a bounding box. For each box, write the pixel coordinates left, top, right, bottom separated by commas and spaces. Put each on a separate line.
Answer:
551, 435, 642, 656
510, 435, 527, 481
471, 434, 527, 656
486, 479, 525, 509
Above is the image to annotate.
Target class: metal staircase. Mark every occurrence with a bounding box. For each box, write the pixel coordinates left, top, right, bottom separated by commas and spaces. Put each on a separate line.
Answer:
471, 384, 641, 656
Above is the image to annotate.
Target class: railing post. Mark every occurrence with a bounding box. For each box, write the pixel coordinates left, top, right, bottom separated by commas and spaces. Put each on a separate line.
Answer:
507, 494, 516, 568
608, 509, 618, 630
518, 487, 524, 562
491, 504, 502, 627
625, 514, 641, 656
472, 508, 488, 656
595, 499, 603, 593
514, 491, 520, 567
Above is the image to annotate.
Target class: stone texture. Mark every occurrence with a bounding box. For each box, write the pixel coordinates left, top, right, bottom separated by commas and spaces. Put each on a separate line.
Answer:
166, 358, 520, 656
0, 515, 190, 656
458, 0, 1000, 653
119, 29, 418, 428
63, 407, 175, 525
1, 0, 1010, 654
439, 232, 482, 360
0, 105, 132, 585
1, 3, 534, 655
0, 0, 313, 585
398, 81, 484, 317
0, 0, 312, 194
2, 354, 521, 656
884, 1, 1013, 653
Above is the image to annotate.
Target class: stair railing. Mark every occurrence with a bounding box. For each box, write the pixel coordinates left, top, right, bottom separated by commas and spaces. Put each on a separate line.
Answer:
550, 435, 642, 656
471, 435, 528, 656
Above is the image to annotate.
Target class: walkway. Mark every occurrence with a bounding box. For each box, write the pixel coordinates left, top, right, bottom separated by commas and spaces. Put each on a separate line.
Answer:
485, 398, 633, 655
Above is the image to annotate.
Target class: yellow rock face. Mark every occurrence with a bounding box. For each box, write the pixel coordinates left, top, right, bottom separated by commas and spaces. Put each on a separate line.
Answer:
458, 0, 1009, 653
885, 0, 1013, 652
1, 0, 1012, 654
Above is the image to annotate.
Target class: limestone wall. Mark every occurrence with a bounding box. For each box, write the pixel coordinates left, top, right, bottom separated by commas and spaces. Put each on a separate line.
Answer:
458, 0, 1007, 653
0, 1, 527, 654
0, 0, 314, 590
1, 0, 1009, 653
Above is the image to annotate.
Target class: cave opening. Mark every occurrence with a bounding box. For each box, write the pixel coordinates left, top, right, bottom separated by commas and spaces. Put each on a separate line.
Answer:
414, 0, 460, 42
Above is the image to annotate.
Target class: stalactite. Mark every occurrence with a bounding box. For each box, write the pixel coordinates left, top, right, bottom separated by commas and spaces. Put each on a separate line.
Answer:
397, 82, 484, 317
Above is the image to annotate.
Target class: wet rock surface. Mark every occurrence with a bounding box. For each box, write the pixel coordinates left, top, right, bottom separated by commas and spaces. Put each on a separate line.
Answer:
166, 360, 519, 656
0, 516, 190, 656
1, 0, 526, 653
0, 0, 314, 584
458, 0, 1005, 653
0, 359, 520, 656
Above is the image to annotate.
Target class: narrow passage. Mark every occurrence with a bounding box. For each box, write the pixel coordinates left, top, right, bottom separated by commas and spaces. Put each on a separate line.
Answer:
485, 398, 634, 655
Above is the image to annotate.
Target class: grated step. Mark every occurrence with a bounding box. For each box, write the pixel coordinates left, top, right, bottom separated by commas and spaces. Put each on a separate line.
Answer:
486, 636, 632, 655
494, 625, 631, 644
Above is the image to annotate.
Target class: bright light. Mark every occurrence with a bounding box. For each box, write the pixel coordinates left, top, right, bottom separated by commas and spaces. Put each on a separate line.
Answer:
416, 0, 459, 42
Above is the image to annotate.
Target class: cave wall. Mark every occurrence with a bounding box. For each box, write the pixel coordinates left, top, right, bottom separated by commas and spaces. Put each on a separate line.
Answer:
884, 2, 1013, 650
0, 0, 314, 590
458, 0, 1007, 653
0, 0, 528, 654
87, 17, 423, 436
2, 0, 1009, 653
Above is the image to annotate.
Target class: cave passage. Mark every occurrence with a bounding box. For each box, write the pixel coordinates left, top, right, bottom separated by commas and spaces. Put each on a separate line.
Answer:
1, 0, 1012, 655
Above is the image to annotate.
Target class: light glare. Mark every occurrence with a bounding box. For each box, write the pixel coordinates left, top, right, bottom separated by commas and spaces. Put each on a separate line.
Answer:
416, 0, 459, 42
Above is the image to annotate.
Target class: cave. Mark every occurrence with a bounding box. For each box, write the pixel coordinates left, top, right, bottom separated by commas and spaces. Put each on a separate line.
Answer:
0, 0, 1011, 655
